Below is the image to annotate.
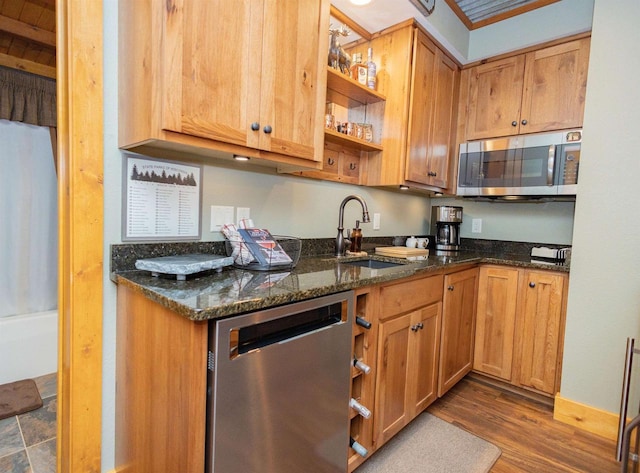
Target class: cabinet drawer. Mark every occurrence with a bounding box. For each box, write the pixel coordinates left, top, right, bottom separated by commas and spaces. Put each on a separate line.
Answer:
379, 274, 443, 320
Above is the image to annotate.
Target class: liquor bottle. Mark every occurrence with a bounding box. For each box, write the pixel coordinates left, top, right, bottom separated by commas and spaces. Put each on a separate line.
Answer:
349, 437, 368, 458
350, 398, 371, 419
353, 358, 371, 374
350, 52, 367, 85
366, 47, 376, 90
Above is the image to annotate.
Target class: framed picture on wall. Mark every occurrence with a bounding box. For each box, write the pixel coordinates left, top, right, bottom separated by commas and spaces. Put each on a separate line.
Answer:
409, 0, 436, 17
122, 152, 202, 241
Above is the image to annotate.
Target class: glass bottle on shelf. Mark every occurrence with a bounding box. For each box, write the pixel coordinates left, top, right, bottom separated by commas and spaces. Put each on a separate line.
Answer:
366, 47, 377, 90
350, 52, 367, 86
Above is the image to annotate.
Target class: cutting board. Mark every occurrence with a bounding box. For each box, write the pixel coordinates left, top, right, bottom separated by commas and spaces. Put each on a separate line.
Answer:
375, 246, 429, 258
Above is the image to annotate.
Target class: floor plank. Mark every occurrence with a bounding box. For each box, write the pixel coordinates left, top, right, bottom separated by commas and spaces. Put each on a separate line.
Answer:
428, 377, 622, 473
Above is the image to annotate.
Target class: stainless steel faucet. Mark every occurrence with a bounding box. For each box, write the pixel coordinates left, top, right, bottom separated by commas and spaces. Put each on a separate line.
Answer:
335, 195, 370, 257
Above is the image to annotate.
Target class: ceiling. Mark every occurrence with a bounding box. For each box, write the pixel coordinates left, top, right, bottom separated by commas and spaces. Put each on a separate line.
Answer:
444, 0, 561, 29
0, 0, 56, 79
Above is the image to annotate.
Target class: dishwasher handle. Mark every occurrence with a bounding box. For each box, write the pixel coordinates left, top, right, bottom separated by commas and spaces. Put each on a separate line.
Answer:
229, 300, 346, 358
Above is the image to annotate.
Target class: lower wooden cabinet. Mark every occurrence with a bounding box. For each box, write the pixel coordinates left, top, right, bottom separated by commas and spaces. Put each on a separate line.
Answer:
473, 265, 568, 396
375, 274, 443, 446
438, 267, 479, 396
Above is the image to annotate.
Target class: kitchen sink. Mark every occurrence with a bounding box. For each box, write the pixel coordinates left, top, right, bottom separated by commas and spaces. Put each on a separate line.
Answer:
342, 258, 406, 269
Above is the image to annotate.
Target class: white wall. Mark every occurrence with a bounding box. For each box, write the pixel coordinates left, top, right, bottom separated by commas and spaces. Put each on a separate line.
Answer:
433, 197, 575, 244
468, 0, 594, 62
560, 0, 640, 412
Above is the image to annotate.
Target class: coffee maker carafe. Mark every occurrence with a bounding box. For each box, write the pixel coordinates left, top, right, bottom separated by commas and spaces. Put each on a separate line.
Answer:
431, 206, 463, 252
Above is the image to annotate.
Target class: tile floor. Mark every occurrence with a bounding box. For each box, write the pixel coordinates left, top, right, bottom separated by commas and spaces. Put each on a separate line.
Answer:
0, 373, 57, 473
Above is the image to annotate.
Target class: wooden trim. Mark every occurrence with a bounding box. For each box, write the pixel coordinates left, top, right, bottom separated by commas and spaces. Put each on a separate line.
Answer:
554, 394, 619, 441
0, 52, 56, 79
444, 0, 561, 31
329, 5, 372, 41
0, 14, 57, 47
56, 0, 104, 472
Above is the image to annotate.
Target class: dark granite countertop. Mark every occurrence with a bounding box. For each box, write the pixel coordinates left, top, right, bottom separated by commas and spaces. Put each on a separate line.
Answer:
112, 247, 569, 322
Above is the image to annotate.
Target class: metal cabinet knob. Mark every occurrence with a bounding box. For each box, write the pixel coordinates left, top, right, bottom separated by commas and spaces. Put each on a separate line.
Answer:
411, 324, 419, 332
447, 285, 454, 291
251, 122, 260, 131
529, 281, 536, 288
417, 323, 424, 330
263, 125, 273, 134
428, 171, 437, 177
511, 121, 518, 127
521, 119, 528, 126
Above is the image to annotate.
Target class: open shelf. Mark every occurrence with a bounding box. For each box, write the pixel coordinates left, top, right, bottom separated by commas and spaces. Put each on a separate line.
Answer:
327, 68, 386, 106
324, 128, 383, 152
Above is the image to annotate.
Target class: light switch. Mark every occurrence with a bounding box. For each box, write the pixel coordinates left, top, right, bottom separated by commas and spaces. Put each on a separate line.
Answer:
373, 213, 381, 230
237, 207, 251, 225
210, 205, 234, 232
472, 218, 482, 233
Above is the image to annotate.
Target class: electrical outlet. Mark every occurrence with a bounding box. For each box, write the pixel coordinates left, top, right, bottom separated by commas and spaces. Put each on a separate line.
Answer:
236, 207, 251, 225
471, 218, 482, 233
373, 213, 381, 230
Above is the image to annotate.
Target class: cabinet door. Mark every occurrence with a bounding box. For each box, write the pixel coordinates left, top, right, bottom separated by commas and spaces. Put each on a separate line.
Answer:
405, 32, 458, 189
515, 270, 566, 394
162, 0, 260, 147
466, 55, 526, 140
410, 303, 442, 415
474, 266, 519, 380
520, 38, 590, 134
376, 313, 412, 444
161, 0, 325, 160
405, 31, 437, 185
439, 268, 478, 396
259, 0, 326, 160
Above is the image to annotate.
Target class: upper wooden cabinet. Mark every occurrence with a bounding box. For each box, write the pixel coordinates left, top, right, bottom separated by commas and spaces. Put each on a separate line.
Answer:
462, 37, 590, 140
347, 22, 460, 192
405, 30, 459, 189
119, 0, 330, 168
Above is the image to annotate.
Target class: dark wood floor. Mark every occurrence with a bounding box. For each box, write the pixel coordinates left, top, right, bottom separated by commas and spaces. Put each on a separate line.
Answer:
428, 376, 622, 473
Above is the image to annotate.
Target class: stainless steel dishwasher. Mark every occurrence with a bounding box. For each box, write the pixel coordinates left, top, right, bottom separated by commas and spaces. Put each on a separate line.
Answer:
206, 291, 354, 473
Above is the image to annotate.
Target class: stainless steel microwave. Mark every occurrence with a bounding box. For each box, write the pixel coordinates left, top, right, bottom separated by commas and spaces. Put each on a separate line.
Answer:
457, 129, 581, 199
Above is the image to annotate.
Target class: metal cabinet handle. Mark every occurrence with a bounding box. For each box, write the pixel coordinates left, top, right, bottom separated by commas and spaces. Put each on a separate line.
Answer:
529, 281, 536, 288
447, 285, 454, 291
349, 163, 357, 170
521, 119, 528, 126
263, 125, 273, 134
251, 122, 260, 131
327, 158, 335, 166
511, 120, 518, 127
428, 171, 437, 177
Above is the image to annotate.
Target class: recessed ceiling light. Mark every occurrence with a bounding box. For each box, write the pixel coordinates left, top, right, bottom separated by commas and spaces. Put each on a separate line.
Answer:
233, 155, 250, 161
350, 0, 372, 5
399, 185, 409, 190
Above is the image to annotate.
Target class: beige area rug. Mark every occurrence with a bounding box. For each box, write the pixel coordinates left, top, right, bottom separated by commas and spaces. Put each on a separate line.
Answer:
355, 412, 501, 473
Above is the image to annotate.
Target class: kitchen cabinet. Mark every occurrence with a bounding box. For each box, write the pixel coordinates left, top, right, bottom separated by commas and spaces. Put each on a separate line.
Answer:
119, 0, 330, 169
462, 36, 590, 140
347, 21, 460, 192
514, 269, 567, 394
473, 265, 568, 396
375, 274, 443, 445
116, 285, 208, 473
438, 266, 479, 397
293, 140, 366, 185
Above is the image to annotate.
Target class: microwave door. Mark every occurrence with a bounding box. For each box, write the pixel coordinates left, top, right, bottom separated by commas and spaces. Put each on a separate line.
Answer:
480, 148, 517, 190
512, 144, 557, 195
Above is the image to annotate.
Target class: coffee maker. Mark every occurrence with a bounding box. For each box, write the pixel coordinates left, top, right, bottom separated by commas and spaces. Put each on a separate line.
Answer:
430, 206, 463, 252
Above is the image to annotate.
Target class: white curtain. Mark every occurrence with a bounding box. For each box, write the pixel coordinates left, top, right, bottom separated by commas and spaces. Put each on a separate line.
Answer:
0, 119, 57, 317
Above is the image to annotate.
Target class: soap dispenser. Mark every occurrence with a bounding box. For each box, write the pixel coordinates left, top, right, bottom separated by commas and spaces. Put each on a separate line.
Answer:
350, 220, 363, 253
